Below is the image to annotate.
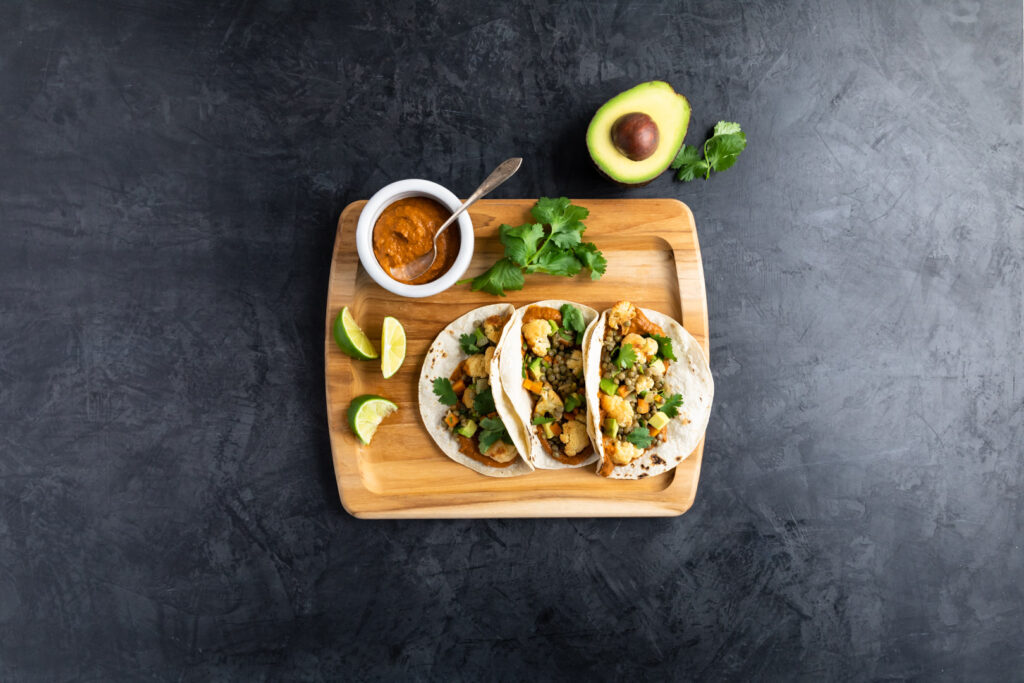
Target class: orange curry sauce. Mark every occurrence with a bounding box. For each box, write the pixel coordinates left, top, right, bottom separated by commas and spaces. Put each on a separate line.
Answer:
372, 197, 460, 284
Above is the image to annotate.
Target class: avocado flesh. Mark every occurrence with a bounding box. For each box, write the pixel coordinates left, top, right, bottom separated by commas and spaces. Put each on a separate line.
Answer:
587, 81, 691, 186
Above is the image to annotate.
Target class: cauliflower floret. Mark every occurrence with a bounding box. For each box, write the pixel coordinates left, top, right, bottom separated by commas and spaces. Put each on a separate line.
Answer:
534, 383, 564, 420
484, 439, 517, 463
622, 333, 659, 364
462, 387, 476, 409
482, 318, 503, 343
559, 420, 590, 457
484, 346, 494, 365
464, 353, 488, 378
607, 301, 636, 330
522, 319, 551, 356
599, 393, 634, 430
648, 359, 666, 378
635, 376, 654, 394
566, 349, 583, 375
608, 440, 643, 466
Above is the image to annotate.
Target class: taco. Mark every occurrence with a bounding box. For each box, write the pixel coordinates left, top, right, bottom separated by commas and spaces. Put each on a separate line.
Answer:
583, 301, 713, 479
419, 304, 533, 477
495, 301, 599, 469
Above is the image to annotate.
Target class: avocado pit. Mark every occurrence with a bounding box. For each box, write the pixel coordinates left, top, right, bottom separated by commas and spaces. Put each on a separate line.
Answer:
611, 112, 659, 162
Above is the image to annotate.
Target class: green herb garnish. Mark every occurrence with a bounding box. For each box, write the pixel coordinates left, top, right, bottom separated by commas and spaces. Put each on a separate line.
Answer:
466, 197, 606, 296
560, 304, 586, 344
623, 427, 654, 449
473, 387, 496, 416
651, 334, 676, 361
477, 416, 510, 453
458, 333, 480, 355
615, 343, 636, 370
531, 415, 556, 425
432, 378, 457, 406
671, 121, 747, 182
660, 393, 684, 418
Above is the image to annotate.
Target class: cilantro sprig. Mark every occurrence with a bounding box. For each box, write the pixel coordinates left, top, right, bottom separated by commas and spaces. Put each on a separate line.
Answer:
651, 334, 676, 362
615, 343, 636, 370
478, 416, 510, 453
473, 387, 496, 416
466, 197, 606, 296
660, 393, 684, 418
671, 121, 747, 182
623, 427, 654, 449
560, 304, 586, 344
432, 378, 457, 406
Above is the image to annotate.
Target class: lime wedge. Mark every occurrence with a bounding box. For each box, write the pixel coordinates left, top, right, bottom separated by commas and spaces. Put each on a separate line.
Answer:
347, 395, 398, 445
333, 307, 378, 360
380, 316, 406, 379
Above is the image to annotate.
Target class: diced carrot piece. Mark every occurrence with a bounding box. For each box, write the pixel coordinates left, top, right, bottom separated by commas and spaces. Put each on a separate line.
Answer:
451, 379, 466, 395
549, 421, 562, 436
637, 398, 649, 413
544, 355, 554, 365
444, 412, 458, 429
523, 379, 543, 394
617, 385, 630, 398
649, 427, 661, 437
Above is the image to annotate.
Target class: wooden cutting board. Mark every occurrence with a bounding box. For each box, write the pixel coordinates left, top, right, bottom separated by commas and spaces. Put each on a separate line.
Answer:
324, 198, 709, 518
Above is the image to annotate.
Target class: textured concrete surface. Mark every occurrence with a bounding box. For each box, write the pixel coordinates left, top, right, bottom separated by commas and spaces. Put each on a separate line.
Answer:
1, 0, 1022, 680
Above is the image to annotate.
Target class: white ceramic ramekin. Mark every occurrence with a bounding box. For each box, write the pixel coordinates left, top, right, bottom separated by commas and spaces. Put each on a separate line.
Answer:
355, 179, 474, 298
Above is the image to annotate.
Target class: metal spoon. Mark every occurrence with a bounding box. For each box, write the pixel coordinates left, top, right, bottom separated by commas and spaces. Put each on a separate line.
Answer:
392, 157, 522, 282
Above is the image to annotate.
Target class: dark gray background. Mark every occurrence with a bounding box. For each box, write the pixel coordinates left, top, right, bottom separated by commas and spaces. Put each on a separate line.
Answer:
1, 0, 1021, 680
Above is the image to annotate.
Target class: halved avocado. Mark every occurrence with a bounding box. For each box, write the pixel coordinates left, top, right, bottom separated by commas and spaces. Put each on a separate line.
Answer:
586, 81, 691, 186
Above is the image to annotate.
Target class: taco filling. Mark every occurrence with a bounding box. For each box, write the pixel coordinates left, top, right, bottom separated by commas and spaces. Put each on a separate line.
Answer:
431, 313, 516, 467
518, 304, 591, 465
596, 301, 686, 477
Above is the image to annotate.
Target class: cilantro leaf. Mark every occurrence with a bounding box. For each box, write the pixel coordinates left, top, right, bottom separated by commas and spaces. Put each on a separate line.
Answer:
672, 121, 747, 182
660, 393, 684, 418
624, 427, 654, 449
704, 130, 747, 173
527, 242, 583, 277
500, 222, 545, 267
531, 196, 589, 234
432, 378, 457, 406
560, 304, 585, 339
573, 242, 607, 280
470, 257, 525, 296
477, 416, 510, 453
651, 334, 677, 361
672, 144, 710, 182
615, 343, 636, 369
473, 387, 496, 416
459, 333, 480, 355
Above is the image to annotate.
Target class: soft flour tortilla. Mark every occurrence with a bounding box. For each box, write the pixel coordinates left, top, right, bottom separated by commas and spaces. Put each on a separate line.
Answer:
418, 304, 533, 477
583, 306, 714, 480
494, 300, 599, 469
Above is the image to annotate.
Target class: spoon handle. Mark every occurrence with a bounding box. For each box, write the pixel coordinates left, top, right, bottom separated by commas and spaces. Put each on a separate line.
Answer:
434, 157, 523, 237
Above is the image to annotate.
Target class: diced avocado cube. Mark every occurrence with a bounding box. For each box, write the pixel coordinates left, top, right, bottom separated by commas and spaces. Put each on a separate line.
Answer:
528, 357, 544, 380
541, 422, 555, 439
648, 412, 670, 431
473, 328, 487, 347
563, 394, 581, 413
602, 417, 618, 438
548, 319, 558, 334
599, 378, 618, 395
456, 419, 478, 438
